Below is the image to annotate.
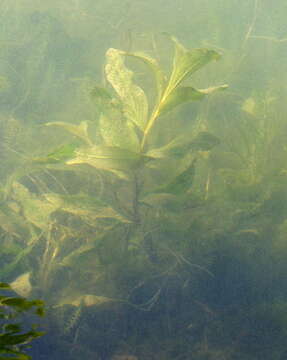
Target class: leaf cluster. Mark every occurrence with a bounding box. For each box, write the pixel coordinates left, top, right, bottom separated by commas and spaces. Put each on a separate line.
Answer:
0, 283, 45, 360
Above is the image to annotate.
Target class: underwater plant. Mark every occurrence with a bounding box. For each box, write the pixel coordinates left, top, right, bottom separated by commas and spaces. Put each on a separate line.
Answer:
0, 40, 231, 360
38, 35, 227, 226
0, 36, 228, 310
0, 282, 45, 360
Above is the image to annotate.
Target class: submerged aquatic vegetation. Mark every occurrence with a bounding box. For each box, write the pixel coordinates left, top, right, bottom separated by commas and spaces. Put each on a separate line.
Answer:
0, 37, 227, 327
0, 282, 45, 360
1, 3, 287, 359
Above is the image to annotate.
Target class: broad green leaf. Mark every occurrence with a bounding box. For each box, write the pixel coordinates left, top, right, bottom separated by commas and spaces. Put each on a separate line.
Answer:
123, 51, 166, 101
0, 330, 43, 346
44, 193, 131, 224
157, 86, 205, 116
92, 85, 140, 151
3, 324, 22, 333
1, 297, 29, 308
153, 157, 198, 195
0, 283, 11, 290
0, 354, 31, 360
45, 121, 92, 145
91, 85, 115, 112
32, 143, 79, 164
105, 48, 148, 131
189, 131, 221, 151
66, 145, 154, 172
142, 37, 222, 145
166, 36, 221, 95
146, 135, 196, 159
146, 136, 186, 159
147, 131, 220, 159
99, 113, 140, 152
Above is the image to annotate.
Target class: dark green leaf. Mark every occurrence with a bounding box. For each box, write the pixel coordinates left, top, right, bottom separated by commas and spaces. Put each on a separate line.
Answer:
158, 86, 205, 117
1, 298, 29, 309
153, 157, 198, 195
3, 324, 21, 334
190, 131, 221, 151
0, 330, 43, 346
0, 284, 10, 290
32, 143, 79, 164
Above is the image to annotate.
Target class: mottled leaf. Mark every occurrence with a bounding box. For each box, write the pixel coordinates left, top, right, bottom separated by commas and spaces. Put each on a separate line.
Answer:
105, 48, 148, 131
99, 113, 139, 152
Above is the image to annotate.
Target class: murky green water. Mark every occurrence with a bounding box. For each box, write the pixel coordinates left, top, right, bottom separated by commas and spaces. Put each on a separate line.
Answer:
1, 1, 287, 359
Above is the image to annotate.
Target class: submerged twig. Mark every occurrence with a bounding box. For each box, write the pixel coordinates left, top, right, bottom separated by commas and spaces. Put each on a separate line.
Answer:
163, 245, 214, 278
242, 0, 259, 49
250, 35, 287, 43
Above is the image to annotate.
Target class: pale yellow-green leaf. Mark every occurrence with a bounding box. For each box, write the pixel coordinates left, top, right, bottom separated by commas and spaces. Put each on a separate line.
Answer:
167, 36, 221, 94
59, 294, 116, 307
142, 38, 221, 145
66, 145, 153, 172
10, 272, 32, 297
105, 48, 148, 131
123, 51, 166, 101
99, 112, 140, 152
12, 182, 58, 230
157, 84, 228, 118
198, 84, 228, 95
242, 97, 256, 116
45, 121, 92, 145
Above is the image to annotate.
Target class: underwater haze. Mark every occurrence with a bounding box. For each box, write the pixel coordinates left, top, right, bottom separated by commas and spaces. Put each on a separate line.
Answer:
1, 0, 287, 359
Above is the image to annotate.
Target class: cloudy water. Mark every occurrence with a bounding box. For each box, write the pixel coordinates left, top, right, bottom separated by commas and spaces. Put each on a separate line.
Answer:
0, 1, 287, 359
